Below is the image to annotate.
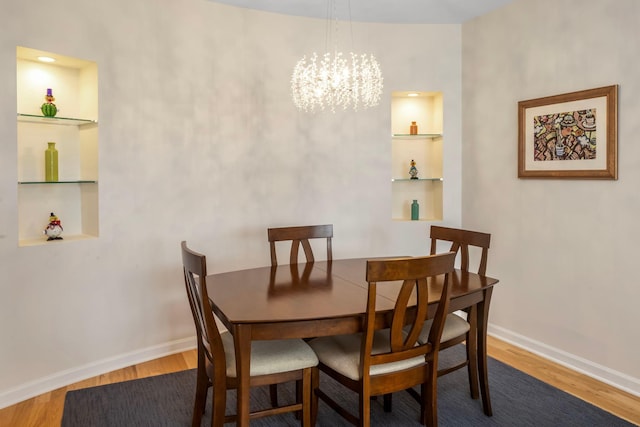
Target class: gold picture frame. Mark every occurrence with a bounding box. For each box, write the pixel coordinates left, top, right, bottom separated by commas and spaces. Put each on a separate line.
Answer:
518, 85, 618, 179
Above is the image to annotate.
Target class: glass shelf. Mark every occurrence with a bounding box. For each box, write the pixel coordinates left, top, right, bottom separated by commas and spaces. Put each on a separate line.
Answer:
19, 180, 97, 185
19, 233, 98, 247
392, 133, 442, 138
392, 218, 439, 222
391, 178, 443, 182
17, 113, 97, 126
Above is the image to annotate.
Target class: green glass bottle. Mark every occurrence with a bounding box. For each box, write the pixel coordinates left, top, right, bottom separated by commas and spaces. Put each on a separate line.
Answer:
45, 142, 58, 182
411, 200, 419, 220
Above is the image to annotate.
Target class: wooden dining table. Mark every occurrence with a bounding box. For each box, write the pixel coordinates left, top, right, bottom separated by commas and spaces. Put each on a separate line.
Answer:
207, 257, 499, 426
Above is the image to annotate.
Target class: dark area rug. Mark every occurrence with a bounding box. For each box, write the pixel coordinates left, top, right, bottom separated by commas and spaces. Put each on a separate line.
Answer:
62, 345, 635, 426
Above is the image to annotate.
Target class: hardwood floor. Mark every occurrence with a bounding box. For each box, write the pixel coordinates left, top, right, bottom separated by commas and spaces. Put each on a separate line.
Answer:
487, 337, 640, 425
1, 336, 638, 427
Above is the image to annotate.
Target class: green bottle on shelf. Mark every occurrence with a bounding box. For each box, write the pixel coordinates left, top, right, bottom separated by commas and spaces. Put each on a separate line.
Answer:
45, 142, 58, 182
411, 200, 419, 220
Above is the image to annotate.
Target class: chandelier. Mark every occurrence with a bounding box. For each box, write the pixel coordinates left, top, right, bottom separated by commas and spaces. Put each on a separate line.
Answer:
291, 0, 383, 113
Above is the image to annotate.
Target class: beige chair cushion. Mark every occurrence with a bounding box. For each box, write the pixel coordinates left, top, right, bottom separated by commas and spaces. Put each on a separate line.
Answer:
308, 330, 425, 381
221, 331, 318, 377
418, 313, 470, 344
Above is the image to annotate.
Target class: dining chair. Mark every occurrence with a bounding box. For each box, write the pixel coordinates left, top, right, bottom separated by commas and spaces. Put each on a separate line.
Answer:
181, 241, 319, 427
266, 224, 333, 407
267, 224, 333, 266
421, 226, 491, 398
308, 252, 456, 427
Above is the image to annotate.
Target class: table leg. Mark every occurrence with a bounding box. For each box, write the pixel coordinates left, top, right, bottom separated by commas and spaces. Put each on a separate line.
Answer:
477, 287, 493, 416
466, 304, 479, 400
234, 324, 252, 427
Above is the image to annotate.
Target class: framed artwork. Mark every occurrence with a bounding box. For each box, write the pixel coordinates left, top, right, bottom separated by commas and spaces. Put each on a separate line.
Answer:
518, 85, 618, 179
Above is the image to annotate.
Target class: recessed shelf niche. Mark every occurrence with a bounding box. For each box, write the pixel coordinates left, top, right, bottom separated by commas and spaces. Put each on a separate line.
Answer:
16, 46, 99, 246
391, 91, 443, 221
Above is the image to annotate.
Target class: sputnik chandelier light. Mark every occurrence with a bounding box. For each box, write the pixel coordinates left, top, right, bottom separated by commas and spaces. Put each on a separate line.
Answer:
291, 0, 383, 113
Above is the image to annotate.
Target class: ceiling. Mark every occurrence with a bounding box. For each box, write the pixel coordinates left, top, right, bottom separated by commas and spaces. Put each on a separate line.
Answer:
207, 0, 517, 24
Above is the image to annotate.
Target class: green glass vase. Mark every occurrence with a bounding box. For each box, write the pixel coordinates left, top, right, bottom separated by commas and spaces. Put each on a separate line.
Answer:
411, 200, 419, 220
45, 142, 58, 182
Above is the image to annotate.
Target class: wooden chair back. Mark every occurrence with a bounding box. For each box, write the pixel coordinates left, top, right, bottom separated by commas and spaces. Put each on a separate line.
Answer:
268, 224, 333, 266
364, 252, 455, 375
181, 242, 226, 377
361, 253, 455, 426
429, 226, 491, 275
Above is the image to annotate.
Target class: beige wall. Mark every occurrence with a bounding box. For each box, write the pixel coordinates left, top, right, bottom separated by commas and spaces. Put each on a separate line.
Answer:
0, 0, 463, 407
6, 0, 637, 409
463, 0, 640, 394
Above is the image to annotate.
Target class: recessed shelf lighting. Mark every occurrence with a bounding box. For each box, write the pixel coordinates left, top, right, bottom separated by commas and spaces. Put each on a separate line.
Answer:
408, 93, 419, 97
37, 56, 56, 63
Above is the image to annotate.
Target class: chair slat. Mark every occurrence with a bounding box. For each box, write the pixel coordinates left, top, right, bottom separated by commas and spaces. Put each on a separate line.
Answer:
268, 224, 333, 266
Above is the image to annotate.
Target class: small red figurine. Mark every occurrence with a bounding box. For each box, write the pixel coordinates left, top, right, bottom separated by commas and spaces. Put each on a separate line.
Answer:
44, 212, 63, 240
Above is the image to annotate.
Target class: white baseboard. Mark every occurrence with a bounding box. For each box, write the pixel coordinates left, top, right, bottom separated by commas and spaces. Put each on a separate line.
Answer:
489, 324, 640, 398
0, 336, 197, 410
4, 328, 639, 411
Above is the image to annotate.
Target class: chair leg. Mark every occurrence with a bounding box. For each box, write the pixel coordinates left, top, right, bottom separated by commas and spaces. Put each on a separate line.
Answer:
269, 384, 279, 407
311, 367, 319, 427
301, 368, 312, 427
359, 389, 371, 427
192, 362, 209, 427
294, 380, 302, 420
383, 393, 392, 412
421, 374, 438, 427
211, 380, 227, 427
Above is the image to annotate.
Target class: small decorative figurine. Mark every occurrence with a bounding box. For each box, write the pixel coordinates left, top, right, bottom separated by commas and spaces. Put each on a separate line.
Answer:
41, 88, 58, 117
410, 121, 418, 135
409, 159, 418, 179
44, 212, 63, 240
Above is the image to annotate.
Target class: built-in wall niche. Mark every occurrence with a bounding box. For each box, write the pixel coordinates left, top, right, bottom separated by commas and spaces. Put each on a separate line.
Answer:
391, 91, 443, 221
16, 46, 99, 246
